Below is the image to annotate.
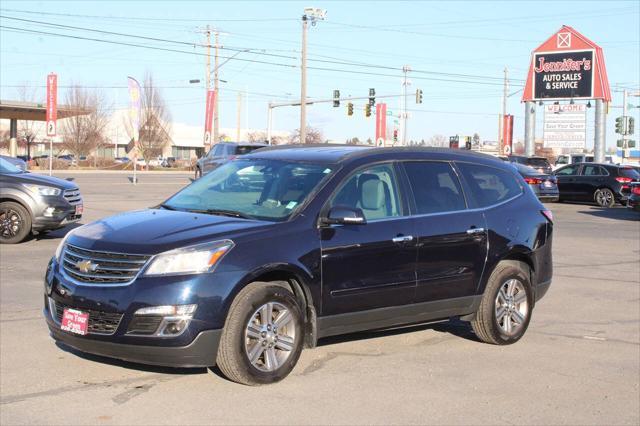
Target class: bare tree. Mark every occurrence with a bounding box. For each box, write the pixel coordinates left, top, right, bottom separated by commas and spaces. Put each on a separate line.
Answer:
60, 85, 111, 160
247, 131, 267, 143
428, 134, 448, 147
17, 84, 43, 159
124, 73, 172, 167
289, 126, 323, 144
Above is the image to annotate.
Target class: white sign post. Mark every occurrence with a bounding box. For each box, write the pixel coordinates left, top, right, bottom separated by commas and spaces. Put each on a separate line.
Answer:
543, 104, 587, 149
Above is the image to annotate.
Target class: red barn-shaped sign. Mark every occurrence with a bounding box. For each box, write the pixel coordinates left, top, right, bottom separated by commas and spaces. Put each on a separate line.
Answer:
522, 25, 611, 102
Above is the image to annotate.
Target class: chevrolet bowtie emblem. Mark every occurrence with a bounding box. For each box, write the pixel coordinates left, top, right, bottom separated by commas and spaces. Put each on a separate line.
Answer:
76, 260, 98, 273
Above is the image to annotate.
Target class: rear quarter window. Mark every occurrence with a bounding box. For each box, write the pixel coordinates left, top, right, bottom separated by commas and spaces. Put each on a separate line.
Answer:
456, 163, 522, 208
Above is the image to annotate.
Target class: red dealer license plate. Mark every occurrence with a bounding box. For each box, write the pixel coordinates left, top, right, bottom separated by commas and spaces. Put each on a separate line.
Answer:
61, 308, 89, 335
75, 204, 83, 216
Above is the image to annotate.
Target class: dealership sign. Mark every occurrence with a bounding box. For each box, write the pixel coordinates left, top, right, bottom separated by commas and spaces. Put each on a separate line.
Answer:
523, 26, 611, 102
543, 104, 587, 149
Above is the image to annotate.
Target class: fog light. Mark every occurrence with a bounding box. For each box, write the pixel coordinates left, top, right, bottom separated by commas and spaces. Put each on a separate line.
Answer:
43, 207, 56, 217
131, 304, 197, 337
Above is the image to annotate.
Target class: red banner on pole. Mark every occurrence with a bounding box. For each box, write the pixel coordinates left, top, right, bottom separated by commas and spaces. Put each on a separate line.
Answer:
46, 73, 57, 136
503, 114, 514, 155
204, 90, 216, 146
375, 103, 387, 146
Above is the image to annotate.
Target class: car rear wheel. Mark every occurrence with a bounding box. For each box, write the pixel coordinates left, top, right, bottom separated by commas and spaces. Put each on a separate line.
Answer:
216, 282, 304, 385
594, 188, 615, 207
471, 261, 533, 345
0, 201, 32, 244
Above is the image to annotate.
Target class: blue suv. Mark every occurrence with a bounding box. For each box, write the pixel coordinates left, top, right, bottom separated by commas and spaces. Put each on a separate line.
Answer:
44, 145, 553, 385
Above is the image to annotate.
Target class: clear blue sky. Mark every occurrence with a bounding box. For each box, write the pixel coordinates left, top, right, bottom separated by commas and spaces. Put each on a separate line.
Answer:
1, 0, 638, 147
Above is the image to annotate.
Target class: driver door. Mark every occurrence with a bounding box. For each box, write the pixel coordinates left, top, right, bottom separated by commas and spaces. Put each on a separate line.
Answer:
320, 163, 416, 316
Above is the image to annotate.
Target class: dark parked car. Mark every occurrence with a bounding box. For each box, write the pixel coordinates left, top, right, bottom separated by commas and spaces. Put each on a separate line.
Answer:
44, 146, 553, 385
195, 142, 267, 179
0, 157, 82, 243
507, 155, 553, 175
511, 163, 559, 202
627, 182, 640, 212
0, 154, 27, 171
553, 162, 640, 207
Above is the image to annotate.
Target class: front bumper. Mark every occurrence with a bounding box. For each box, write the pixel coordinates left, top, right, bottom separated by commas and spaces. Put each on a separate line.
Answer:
47, 315, 221, 367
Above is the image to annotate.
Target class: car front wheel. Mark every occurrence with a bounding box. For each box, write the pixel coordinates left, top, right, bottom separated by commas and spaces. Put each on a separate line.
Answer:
0, 201, 32, 244
216, 282, 304, 385
471, 260, 533, 345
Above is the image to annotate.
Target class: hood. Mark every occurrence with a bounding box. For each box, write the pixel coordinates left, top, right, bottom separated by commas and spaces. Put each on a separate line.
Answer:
69, 208, 274, 254
7, 172, 78, 190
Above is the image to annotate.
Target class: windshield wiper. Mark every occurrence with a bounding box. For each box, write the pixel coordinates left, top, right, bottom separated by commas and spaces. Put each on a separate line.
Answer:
158, 203, 178, 211
187, 208, 253, 219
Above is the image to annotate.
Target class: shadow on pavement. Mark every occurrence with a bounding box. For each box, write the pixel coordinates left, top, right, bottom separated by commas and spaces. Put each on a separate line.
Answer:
577, 206, 639, 221
33, 223, 84, 241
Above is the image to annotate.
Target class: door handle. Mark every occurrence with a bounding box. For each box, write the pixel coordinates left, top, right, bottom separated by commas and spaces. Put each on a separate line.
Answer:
466, 227, 486, 235
392, 235, 414, 243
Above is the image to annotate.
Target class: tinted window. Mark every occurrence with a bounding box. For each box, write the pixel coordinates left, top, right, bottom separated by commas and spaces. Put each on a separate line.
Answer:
236, 145, 263, 155
619, 167, 640, 179
582, 165, 606, 176
403, 162, 466, 214
556, 165, 580, 175
457, 163, 522, 208
331, 163, 401, 221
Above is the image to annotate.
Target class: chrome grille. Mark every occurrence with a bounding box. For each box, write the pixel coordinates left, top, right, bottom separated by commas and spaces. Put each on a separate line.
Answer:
49, 298, 123, 335
63, 189, 82, 205
62, 244, 151, 285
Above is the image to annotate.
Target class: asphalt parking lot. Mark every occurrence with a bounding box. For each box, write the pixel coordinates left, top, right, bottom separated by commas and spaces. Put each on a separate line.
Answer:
1, 171, 639, 425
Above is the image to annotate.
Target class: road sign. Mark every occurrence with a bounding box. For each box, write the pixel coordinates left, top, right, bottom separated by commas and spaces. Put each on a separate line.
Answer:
46, 73, 57, 137
543, 104, 587, 149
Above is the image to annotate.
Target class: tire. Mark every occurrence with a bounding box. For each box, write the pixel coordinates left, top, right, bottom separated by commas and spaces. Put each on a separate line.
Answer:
216, 282, 304, 385
0, 201, 32, 244
195, 167, 202, 180
594, 188, 615, 208
471, 261, 533, 345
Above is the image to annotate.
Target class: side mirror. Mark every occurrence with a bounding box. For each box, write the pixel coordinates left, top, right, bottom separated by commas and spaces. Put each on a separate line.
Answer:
323, 206, 367, 225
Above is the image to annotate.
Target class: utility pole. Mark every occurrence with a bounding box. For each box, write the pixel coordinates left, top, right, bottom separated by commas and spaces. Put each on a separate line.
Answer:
205, 26, 211, 91
236, 91, 242, 142
402, 65, 411, 145
213, 30, 220, 146
300, 15, 308, 144
500, 67, 508, 155
299, 7, 326, 144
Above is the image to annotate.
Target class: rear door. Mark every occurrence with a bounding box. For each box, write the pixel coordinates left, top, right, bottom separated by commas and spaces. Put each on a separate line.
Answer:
320, 162, 416, 315
577, 165, 608, 200
401, 161, 487, 302
554, 164, 582, 199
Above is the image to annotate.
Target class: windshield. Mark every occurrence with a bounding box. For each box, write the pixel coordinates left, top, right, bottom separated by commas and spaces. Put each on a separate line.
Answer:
164, 158, 333, 221
0, 157, 24, 174
524, 158, 550, 168
620, 168, 640, 179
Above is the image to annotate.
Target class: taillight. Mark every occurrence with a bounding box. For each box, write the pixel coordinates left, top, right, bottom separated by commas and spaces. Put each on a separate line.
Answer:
632, 186, 640, 196
541, 209, 553, 223
615, 177, 633, 183
525, 177, 543, 185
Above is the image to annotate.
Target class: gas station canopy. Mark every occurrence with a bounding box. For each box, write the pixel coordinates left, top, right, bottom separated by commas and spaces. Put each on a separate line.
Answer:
0, 100, 91, 121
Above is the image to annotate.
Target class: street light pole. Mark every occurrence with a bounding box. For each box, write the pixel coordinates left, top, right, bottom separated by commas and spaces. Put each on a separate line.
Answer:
300, 15, 308, 144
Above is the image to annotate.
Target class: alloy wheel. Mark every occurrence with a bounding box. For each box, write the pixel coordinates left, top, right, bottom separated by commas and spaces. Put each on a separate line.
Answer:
244, 301, 296, 372
595, 189, 613, 207
494, 279, 528, 336
0, 208, 23, 240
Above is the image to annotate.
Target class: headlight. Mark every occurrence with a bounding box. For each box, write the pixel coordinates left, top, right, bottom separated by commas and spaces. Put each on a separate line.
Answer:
24, 184, 61, 196
143, 240, 234, 276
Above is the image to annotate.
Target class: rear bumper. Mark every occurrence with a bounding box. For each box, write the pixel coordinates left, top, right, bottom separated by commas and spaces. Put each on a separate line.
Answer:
538, 195, 559, 202
47, 315, 221, 368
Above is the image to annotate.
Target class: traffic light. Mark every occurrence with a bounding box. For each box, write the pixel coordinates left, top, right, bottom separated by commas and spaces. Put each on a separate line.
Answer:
369, 88, 375, 107
347, 102, 354, 116
615, 116, 625, 134
629, 117, 635, 135
365, 104, 371, 117
333, 90, 340, 107
393, 129, 398, 143
415, 89, 423, 104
